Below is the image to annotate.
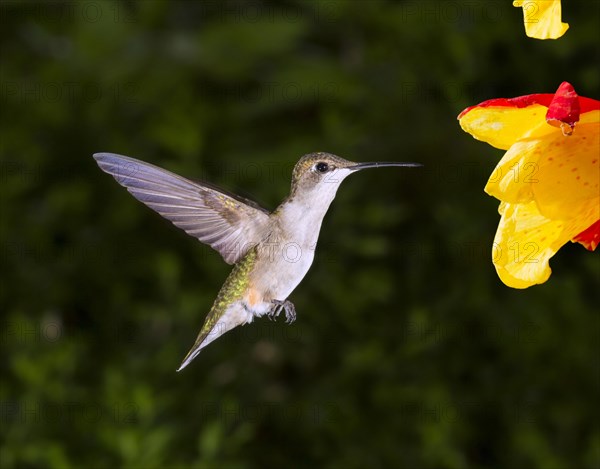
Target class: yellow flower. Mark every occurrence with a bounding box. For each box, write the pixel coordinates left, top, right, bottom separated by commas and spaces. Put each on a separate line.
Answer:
458, 82, 600, 288
513, 0, 569, 39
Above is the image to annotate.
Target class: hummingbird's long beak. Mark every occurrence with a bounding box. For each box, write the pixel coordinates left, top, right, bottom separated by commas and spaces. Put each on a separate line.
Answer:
348, 161, 423, 171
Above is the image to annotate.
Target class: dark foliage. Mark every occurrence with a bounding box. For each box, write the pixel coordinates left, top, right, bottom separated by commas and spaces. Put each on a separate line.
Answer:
1, 1, 599, 468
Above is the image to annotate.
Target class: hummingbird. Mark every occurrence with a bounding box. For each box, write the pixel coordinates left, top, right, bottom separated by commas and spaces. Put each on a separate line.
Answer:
93, 152, 421, 370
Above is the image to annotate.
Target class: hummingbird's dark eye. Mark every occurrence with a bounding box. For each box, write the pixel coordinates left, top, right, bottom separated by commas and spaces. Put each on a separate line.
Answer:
315, 162, 329, 173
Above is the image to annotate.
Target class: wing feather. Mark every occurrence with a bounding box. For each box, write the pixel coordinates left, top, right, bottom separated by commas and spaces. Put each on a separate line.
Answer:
94, 153, 270, 264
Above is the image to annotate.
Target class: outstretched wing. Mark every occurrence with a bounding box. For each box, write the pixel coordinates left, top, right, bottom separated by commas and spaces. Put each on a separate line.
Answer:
94, 153, 270, 264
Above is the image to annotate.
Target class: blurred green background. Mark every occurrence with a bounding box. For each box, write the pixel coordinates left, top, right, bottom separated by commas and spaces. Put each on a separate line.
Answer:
1, 1, 599, 468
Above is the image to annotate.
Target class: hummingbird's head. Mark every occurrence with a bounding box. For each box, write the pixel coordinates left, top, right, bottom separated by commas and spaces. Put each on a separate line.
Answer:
290, 152, 422, 200
290, 152, 356, 196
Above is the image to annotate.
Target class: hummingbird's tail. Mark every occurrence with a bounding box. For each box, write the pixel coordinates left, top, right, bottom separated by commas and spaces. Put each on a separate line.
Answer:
177, 245, 258, 371
176, 303, 253, 371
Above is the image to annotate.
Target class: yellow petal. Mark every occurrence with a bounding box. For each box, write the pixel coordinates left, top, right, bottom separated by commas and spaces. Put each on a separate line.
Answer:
492, 198, 599, 288
532, 114, 600, 219
484, 133, 542, 204
459, 104, 549, 150
485, 111, 600, 209
513, 0, 569, 40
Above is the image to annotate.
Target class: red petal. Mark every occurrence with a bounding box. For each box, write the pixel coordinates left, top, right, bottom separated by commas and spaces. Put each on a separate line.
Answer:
573, 220, 600, 251
457, 87, 599, 120
546, 82, 580, 135
579, 96, 600, 113
458, 94, 553, 119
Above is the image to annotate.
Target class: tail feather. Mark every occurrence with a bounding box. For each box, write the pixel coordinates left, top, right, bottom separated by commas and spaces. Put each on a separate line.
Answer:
176, 303, 253, 371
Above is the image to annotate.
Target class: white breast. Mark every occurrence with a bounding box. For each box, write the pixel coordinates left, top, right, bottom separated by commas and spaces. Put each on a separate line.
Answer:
248, 168, 352, 313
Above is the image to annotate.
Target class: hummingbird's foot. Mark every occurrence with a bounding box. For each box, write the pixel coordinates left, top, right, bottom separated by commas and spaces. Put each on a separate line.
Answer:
270, 299, 296, 324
